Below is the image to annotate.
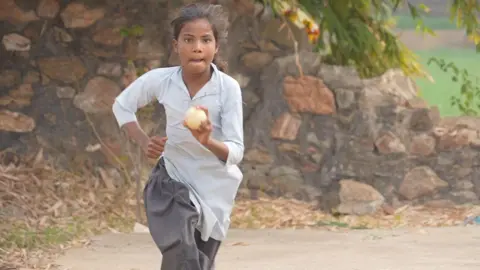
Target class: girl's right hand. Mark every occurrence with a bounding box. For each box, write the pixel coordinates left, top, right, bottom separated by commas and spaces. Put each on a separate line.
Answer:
144, 136, 167, 159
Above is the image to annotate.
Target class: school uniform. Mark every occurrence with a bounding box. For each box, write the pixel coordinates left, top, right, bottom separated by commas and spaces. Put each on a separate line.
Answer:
112, 63, 244, 269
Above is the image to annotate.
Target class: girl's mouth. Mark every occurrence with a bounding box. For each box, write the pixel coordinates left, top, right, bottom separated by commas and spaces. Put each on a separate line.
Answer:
190, 59, 204, 63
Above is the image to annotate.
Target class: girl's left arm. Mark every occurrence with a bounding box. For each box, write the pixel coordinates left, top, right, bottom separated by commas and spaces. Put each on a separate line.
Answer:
204, 80, 244, 165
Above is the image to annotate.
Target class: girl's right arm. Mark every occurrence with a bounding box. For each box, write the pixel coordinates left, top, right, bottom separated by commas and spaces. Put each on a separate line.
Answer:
112, 70, 165, 151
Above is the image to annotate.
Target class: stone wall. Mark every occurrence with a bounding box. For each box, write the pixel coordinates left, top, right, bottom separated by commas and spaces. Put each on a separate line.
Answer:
1, 0, 479, 213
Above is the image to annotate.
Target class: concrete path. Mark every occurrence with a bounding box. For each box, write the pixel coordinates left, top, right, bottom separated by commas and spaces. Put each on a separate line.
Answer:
54, 226, 479, 270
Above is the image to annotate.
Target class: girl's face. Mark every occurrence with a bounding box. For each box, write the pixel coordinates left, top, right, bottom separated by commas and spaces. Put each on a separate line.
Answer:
174, 18, 218, 75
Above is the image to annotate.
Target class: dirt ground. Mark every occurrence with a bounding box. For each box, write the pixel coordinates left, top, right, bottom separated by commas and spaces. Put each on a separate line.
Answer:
54, 226, 479, 270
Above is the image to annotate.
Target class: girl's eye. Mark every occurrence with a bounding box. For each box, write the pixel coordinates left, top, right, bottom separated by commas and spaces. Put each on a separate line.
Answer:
184, 38, 193, 43
203, 39, 212, 43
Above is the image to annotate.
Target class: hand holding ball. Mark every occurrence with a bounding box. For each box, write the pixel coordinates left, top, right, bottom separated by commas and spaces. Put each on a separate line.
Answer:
184, 106, 208, 130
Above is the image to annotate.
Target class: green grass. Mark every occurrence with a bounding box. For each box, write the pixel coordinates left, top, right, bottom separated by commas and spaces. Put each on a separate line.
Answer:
414, 49, 480, 116
392, 15, 479, 117
394, 15, 458, 30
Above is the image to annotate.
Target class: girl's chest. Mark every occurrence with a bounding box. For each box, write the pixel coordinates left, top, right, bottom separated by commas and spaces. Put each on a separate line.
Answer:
162, 89, 222, 130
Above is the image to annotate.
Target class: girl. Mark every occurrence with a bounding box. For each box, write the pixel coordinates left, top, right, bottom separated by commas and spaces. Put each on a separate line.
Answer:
111, 3, 244, 270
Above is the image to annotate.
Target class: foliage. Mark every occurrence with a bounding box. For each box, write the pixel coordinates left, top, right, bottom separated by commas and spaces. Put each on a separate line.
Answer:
428, 57, 480, 116
259, 0, 480, 80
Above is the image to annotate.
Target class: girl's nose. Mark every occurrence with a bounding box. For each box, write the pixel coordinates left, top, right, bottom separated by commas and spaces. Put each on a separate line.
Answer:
192, 41, 202, 52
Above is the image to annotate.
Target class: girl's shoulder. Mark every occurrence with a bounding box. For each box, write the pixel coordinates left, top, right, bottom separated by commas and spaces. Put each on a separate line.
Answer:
143, 66, 180, 82
216, 70, 241, 92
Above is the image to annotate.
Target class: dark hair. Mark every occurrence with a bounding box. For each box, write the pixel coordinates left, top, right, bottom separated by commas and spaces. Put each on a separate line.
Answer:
170, 3, 229, 72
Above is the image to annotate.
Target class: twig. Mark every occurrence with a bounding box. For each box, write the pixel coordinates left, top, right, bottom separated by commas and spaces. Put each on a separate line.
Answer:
279, 17, 304, 77
83, 113, 132, 187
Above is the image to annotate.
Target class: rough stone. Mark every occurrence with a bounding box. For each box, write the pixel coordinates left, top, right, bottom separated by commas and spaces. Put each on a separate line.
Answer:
0, 110, 35, 132
268, 166, 305, 194
7, 84, 34, 108
283, 76, 336, 115
243, 148, 274, 164
2, 33, 31, 52
93, 27, 125, 46
52, 27, 73, 43
410, 133, 436, 156
231, 73, 250, 88
399, 166, 449, 200
0, 0, 39, 25
97, 63, 122, 77
337, 179, 385, 215
73, 77, 121, 114
56, 86, 76, 99
60, 3, 105, 28
436, 128, 477, 151
0, 70, 20, 88
241, 51, 274, 70
409, 108, 434, 132
37, 57, 87, 83
374, 131, 406, 154
23, 71, 40, 84
334, 88, 356, 110
37, 0, 60, 19
270, 112, 302, 141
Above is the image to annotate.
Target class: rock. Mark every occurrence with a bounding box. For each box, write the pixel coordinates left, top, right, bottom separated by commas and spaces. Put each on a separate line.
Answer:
268, 166, 305, 194
399, 166, 449, 200
436, 128, 477, 151
451, 190, 478, 202
410, 133, 436, 156
56, 86, 76, 99
406, 96, 428, 109
122, 62, 138, 88
2, 33, 31, 52
334, 88, 356, 110
243, 148, 273, 164
409, 108, 434, 132
242, 164, 270, 190
136, 38, 165, 60
242, 90, 259, 118
73, 77, 121, 114
52, 27, 73, 43
7, 84, 34, 108
0, 70, 20, 88
336, 179, 385, 215
318, 65, 363, 89
283, 75, 336, 115
455, 180, 474, 190
0, 0, 39, 25
270, 112, 302, 141
37, 57, 87, 83
93, 27, 125, 46
97, 63, 122, 77
241, 51, 273, 70
258, 40, 281, 52
23, 71, 40, 84
61, 3, 105, 28
37, 0, 60, 18
231, 73, 250, 88
424, 199, 456, 208
0, 110, 35, 132
374, 131, 406, 154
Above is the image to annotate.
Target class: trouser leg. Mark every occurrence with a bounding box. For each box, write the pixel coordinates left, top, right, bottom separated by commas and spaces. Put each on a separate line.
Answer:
195, 229, 222, 270
144, 158, 209, 270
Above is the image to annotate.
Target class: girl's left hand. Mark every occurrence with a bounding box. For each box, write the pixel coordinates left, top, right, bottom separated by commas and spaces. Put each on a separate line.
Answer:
184, 106, 212, 145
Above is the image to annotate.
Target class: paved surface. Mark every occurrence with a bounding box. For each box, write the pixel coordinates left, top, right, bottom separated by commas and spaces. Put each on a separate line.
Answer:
54, 226, 479, 270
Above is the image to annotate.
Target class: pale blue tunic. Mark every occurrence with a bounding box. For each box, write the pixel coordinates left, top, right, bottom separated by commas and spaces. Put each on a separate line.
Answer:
112, 64, 244, 241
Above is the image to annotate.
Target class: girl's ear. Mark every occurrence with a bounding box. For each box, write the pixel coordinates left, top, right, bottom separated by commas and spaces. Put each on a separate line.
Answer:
215, 45, 219, 54
172, 39, 178, 53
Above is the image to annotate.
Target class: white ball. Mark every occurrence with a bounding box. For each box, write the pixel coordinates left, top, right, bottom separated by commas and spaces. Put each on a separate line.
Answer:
184, 107, 207, 130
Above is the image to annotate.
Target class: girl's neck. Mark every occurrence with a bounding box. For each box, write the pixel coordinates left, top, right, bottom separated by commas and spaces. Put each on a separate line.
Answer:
181, 66, 213, 97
